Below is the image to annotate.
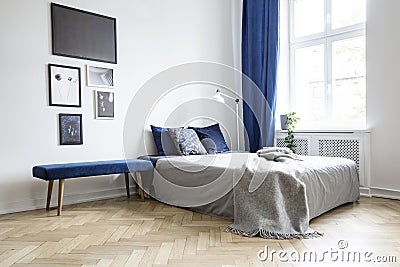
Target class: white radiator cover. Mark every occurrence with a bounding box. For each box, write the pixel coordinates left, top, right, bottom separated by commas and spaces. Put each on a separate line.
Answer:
275, 130, 371, 188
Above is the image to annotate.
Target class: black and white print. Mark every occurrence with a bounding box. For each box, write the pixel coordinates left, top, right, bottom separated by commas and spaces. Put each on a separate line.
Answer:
167, 128, 207, 156
96, 90, 114, 119
49, 64, 81, 107
87, 65, 114, 88
59, 113, 82, 145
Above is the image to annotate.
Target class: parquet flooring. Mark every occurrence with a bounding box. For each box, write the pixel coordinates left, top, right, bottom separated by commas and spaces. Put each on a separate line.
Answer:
0, 196, 399, 266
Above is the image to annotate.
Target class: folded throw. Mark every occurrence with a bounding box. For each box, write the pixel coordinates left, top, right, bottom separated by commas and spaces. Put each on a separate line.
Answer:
256, 147, 302, 161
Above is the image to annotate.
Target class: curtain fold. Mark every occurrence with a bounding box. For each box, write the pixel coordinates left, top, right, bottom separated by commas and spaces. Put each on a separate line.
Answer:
242, 0, 279, 152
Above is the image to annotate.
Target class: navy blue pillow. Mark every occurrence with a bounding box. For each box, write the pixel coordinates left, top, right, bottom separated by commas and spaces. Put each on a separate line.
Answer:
150, 125, 179, 156
189, 123, 230, 153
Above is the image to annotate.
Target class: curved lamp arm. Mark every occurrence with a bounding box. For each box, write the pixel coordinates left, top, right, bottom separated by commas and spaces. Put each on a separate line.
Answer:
213, 89, 240, 150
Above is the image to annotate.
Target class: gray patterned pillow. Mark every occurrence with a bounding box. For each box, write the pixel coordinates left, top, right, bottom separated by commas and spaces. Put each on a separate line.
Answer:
167, 128, 207, 156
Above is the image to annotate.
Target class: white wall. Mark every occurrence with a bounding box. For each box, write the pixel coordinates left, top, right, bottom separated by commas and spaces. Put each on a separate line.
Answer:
0, 0, 240, 214
366, 0, 400, 193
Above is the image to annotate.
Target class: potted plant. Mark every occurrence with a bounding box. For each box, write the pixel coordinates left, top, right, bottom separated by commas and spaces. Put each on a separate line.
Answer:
280, 112, 300, 152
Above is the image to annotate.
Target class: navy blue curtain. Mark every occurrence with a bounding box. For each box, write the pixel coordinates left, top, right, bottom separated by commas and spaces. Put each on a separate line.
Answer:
242, 0, 279, 152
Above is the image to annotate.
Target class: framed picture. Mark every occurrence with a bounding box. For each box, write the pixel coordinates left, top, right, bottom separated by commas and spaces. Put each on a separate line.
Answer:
95, 90, 114, 119
59, 113, 83, 145
87, 65, 114, 88
49, 64, 81, 107
51, 3, 117, 64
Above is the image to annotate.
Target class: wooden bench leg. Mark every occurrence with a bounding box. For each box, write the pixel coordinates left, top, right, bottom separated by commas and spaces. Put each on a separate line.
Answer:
135, 172, 145, 201
46, 180, 54, 211
57, 179, 65, 216
124, 173, 130, 198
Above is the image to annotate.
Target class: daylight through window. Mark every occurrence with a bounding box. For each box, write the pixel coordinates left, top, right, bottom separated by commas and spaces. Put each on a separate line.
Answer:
288, 0, 366, 129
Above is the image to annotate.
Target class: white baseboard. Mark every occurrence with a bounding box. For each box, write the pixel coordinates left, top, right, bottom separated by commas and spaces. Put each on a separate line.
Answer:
370, 187, 400, 200
360, 186, 400, 200
360, 186, 371, 197
0, 186, 138, 215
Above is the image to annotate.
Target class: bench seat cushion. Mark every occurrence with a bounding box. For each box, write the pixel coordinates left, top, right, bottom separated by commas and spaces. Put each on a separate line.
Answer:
33, 159, 153, 180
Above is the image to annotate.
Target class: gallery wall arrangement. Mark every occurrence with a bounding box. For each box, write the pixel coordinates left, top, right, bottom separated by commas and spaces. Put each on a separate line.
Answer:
48, 2, 117, 145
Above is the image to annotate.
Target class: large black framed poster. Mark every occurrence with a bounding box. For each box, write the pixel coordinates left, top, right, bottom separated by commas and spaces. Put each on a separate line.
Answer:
51, 3, 117, 64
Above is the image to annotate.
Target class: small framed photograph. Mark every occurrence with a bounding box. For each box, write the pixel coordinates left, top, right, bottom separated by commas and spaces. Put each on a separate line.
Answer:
59, 113, 83, 145
87, 65, 114, 88
95, 90, 114, 119
48, 64, 81, 107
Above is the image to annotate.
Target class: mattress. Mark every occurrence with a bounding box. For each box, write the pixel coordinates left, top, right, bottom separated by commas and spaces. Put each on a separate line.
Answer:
148, 152, 360, 220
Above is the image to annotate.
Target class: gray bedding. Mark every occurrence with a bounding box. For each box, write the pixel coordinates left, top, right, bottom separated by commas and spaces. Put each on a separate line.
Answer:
149, 153, 360, 222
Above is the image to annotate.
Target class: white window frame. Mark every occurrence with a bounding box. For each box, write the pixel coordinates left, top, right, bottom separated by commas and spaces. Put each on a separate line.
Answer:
288, 0, 366, 129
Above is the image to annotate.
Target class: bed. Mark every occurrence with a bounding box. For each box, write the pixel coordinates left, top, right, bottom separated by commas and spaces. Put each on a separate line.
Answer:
140, 152, 360, 238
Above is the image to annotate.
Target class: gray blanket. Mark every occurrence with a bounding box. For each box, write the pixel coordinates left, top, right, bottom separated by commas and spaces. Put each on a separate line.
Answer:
151, 153, 359, 239
225, 156, 323, 239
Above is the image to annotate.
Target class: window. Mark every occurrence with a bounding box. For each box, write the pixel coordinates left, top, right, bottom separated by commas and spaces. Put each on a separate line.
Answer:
287, 0, 366, 129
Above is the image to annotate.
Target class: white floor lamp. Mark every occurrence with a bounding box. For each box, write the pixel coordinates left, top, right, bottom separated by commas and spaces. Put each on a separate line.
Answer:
213, 89, 240, 150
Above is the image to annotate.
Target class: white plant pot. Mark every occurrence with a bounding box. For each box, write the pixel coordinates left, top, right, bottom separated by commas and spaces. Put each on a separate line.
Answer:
280, 115, 288, 130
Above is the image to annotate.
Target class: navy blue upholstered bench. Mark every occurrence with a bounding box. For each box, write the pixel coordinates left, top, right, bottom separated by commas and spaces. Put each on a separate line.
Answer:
33, 159, 153, 215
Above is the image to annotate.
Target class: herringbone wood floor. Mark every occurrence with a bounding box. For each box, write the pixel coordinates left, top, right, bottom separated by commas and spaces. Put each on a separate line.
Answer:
0, 196, 399, 267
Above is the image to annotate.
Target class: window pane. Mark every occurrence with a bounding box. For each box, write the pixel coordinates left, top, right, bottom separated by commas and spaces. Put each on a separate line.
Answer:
331, 0, 366, 29
332, 36, 366, 128
293, 0, 324, 38
294, 44, 325, 128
